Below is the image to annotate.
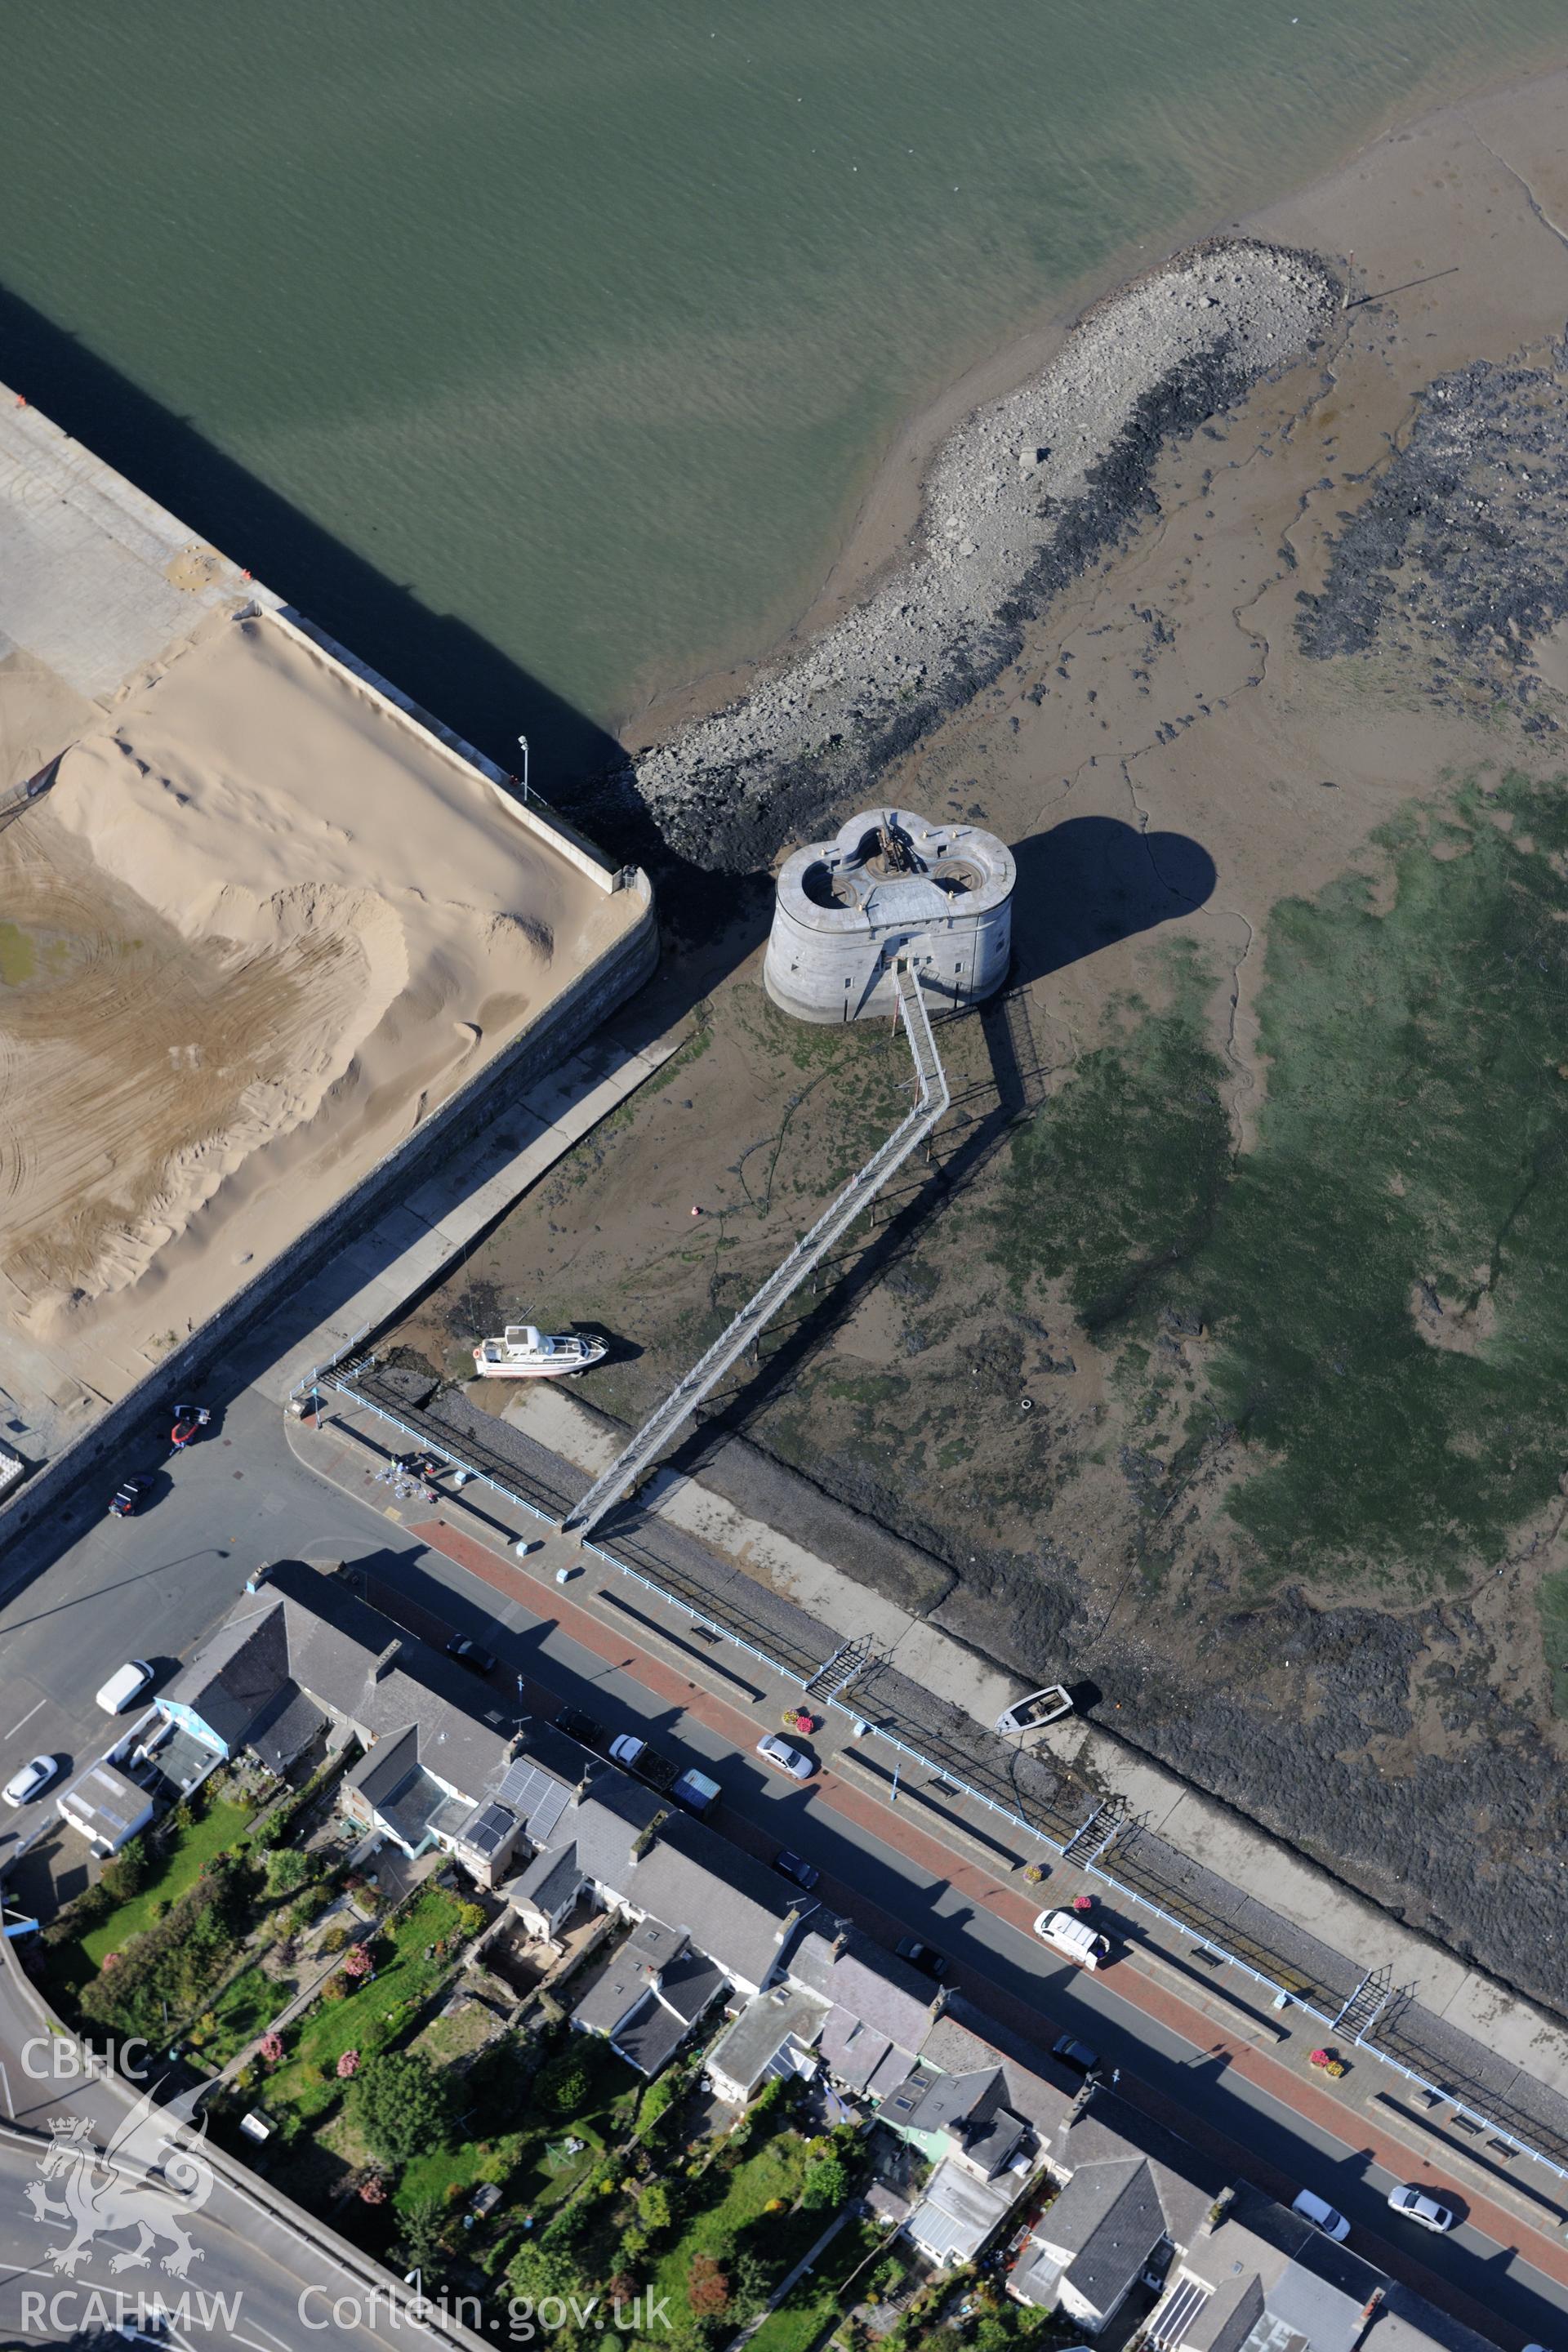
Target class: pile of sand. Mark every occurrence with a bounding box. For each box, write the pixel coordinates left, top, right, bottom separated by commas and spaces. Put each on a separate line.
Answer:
0, 608, 616, 1394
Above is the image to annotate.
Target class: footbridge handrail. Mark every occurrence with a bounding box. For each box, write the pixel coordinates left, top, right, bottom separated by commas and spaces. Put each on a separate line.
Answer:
562, 966, 949, 1540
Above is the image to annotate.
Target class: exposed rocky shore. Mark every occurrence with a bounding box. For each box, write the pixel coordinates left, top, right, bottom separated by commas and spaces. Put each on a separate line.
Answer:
1298, 351, 1568, 730
631, 237, 1341, 871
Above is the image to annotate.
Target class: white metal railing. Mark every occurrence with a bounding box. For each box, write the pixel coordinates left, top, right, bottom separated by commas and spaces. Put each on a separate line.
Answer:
562, 967, 949, 1539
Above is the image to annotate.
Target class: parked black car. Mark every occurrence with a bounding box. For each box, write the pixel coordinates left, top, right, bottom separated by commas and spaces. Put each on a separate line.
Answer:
772, 1848, 821, 1892
895, 1936, 949, 1980
109, 1477, 149, 1518
555, 1706, 607, 1751
1051, 2034, 1100, 2077
445, 1636, 497, 1677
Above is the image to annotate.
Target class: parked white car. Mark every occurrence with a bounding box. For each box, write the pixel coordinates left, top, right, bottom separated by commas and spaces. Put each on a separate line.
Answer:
4, 1754, 59, 1808
1387, 2185, 1456, 2234
96, 1660, 154, 1715
755, 1733, 814, 1781
1291, 2189, 1351, 2242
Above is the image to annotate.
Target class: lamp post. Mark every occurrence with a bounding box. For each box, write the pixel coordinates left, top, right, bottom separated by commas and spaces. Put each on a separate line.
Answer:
516, 734, 529, 803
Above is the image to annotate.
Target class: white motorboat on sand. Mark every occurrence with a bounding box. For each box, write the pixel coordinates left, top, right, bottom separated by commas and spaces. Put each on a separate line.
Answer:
472, 1324, 607, 1379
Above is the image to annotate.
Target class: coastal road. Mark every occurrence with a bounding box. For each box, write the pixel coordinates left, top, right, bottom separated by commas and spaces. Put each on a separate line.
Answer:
387, 1512, 1568, 2352
5, 1396, 1568, 2345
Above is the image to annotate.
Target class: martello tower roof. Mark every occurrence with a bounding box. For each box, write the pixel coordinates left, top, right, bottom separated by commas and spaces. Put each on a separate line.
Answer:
764, 807, 1014, 1023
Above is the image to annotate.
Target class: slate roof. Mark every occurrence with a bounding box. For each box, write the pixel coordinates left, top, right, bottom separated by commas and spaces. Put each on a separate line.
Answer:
164, 1563, 581, 1836
624, 1915, 686, 1976
611, 1994, 693, 2078
501, 1781, 803, 1987
1150, 2188, 1400, 2352
573, 1944, 666, 2039
620, 1813, 804, 1989
791, 1927, 938, 2046
572, 1923, 724, 2077
926, 2000, 1074, 2139
1372, 2291, 1503, 2352
246, 1681, 327, 1775
510, 1842, 584, 1918
658, 1947, 727, 2025
1045, 2156, 1171, 2315
1187, 2275, 1267, 2352
572, 1780, 665, 1889
904, 2063, 1005, 2138
163, 1601, 289, 1749
351, 1726, 421, 1810
822, 2013, 891, 2093
865, 2044, 920, 2105
1054, 2087, 1220, 2249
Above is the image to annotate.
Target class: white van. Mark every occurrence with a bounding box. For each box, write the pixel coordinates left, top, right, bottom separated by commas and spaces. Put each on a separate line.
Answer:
1034, 1909, 1113, 1969
1291, 2189, 1351, 2243
96, 1660, 154, 1715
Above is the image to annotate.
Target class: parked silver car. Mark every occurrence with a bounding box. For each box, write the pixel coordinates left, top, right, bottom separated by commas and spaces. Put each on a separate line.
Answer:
1387, 2185, 1456, 2234
755, 1733, 814, 1781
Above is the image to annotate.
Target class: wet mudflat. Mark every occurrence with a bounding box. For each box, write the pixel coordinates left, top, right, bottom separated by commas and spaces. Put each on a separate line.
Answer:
397, 80, 1568, 2012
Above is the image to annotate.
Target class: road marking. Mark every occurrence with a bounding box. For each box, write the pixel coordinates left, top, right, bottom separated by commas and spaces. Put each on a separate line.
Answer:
3, 1699, 45, 1740
384, 1505, 402, 1521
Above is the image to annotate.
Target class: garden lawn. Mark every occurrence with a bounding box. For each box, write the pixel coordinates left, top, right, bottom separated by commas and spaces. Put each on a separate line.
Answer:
261, 1884, 468, 2123
189, 1960, 286, 2066
746, 2216, 882, 2352
60, 1797, 254, 1991
507, 2037, 638, 2213
640, 2132, 814, 2345
396, 2131, 524, 2215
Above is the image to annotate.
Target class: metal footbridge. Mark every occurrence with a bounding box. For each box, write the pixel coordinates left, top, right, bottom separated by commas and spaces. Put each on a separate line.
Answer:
562, 964, 950, 1541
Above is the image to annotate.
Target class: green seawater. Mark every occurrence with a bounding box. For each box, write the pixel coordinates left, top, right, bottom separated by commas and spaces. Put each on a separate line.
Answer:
2, 2, 1562, 768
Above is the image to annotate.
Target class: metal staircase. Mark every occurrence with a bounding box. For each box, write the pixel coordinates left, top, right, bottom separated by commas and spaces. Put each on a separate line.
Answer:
1062, 1796, 1128, 1869
804, 1636, 876, 1705
1333, 1963, 1392, 2045
562, 964, 951, 1541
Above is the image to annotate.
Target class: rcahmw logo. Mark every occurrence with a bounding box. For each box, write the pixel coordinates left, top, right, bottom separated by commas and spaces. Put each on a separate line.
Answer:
20, 2287, 243, 2337
19, 2079, 215, 2278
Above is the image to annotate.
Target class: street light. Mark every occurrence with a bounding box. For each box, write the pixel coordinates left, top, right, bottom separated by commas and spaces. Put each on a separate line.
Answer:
516, 734, 529, 803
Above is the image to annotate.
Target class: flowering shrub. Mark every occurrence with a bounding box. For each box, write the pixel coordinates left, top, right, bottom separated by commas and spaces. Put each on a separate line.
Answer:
359, 2173, 386, 2205
100, 1953, 121, 1971
336, 2049, 360, 2078
259, 2032, 284, 2065
342, 1944, 372, 1980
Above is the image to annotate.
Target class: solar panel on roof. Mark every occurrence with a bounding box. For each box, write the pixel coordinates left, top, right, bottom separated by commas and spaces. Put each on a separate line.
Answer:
495, 1757, 549, 1811
464, 1802, 515, 1859
1151, 2278, 1211, 2348
493, 1757, 573, 1846
528, 1781, 571, 1844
